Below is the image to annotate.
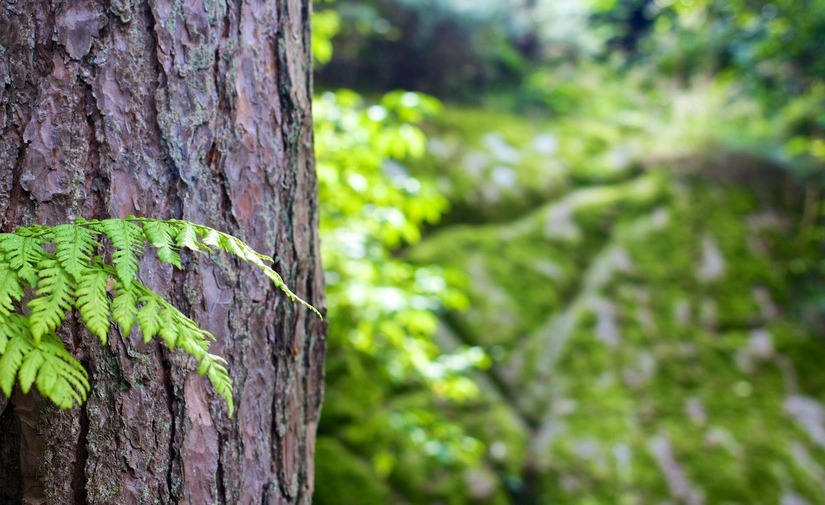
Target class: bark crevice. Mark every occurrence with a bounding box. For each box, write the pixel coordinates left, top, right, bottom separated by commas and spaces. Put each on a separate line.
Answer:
71, 399, 89, 505
161, 349, 180, 503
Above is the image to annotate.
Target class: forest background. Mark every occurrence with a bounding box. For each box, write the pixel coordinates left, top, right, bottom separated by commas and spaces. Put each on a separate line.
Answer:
312, 0, 825, 503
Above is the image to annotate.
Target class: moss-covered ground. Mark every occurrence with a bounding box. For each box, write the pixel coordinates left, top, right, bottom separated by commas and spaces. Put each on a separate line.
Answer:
399, 105, 825, 503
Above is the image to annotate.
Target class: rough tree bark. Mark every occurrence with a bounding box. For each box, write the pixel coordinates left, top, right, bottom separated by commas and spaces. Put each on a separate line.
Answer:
0, 0, 325, 503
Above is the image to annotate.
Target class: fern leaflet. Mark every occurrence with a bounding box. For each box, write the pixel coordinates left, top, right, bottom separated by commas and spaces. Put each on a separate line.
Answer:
175, 221, 207, 252
28, 259, 75, 345
0, 233, 46, 287
137, 298, 162, 343
75, 268, 111, 343
142, 220, 182, 268
111, 281, 137, 337
0, 321, 27, 397
0, 265, 24, 318
53, 224, 97, 282
3, 325, 90, 409
97, 219, 144, 289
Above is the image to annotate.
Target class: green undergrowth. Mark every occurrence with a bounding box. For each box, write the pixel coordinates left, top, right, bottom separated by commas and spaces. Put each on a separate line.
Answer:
402, 105, 825, 502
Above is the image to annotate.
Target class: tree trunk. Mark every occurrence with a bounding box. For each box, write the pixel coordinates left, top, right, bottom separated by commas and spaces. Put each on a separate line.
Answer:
0, 0, 325, 503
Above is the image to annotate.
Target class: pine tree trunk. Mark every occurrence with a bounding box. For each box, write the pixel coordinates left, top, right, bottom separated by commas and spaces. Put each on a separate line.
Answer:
0, 0, 325, 503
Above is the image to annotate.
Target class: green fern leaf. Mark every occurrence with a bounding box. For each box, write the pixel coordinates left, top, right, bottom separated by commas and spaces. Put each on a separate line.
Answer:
112, 282, 137, 337
34, 332, 90, 408
17, 349, 44, 394
0, 217, 319, 416
205, 357, 234, 417
261, 265, 323, 318
221, 234, 250, 259
137, 299, 162, 342
98, 219, 144, 289
0, 233, 46, 287
0, 265, 24, 317
0, 325, 26, 397
0, 313, 27, 357
200, 227, 222, 250
142, 220, 182, 268
207, 228, 274, 264
176, 323, 210, 362
176, 222, 206, 252
6, 329, 90, 409
75, 269, 111, 343
53, 224, 98, 282
28, 259, 75, 344
157, 309, 178, 349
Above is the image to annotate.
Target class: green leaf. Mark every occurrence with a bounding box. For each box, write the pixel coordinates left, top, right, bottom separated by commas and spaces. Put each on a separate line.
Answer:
0, 233, 46, 287
112, 282, 138, 337
35, 332, 90, 408
53, 224, 98, 282
18, 350, 45, 394
175, 323, 210, 362
0, 265, 24, 317
98, 219, 144, 289
28, 259, 75, 344
206, 357, 234, 417
142, 220, 182, 268
75, 269, 111, 343
176, 222, 204, 252
0, 327, 28, 397
0, 314, 28, 357
137, 299, 162, 342
201, 228, 222, 249
158, 309, 178, 349
0, 217, 319, 416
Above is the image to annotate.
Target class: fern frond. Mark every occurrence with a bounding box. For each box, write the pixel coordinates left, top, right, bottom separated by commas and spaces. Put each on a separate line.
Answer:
112, 281, 137, 337
177, 326, 209, 363
130, 280, 231, 411
75, 269, 111, 343
0, 233, 47, 287
53, 224, 98, 282
31, 332, 90, 408
175, 221, 208, 252
0, 313, 27, 356
16, 347, 44, 394
0, 323, 27, 397
28, 259, 75, 344
204, 356, 234, 417
125, 218, 321, 317
137, 298, 162, 343
157, 308, 178, 349
97, 219, 144, 289
142, 220, 182, 268
11, 330, 90, 409
213, 232, 322, 317
0, 217, 319, 416
0, 264, 24, 318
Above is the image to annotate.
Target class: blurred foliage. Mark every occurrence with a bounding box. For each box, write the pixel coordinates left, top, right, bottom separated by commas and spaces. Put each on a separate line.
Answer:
313, 9, 491, 499
591, 0, 825, 169
314, 0, 536, 98
312, 0, 825, 503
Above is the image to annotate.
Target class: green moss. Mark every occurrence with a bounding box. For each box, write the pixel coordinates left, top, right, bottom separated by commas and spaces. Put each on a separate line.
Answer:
397, 102, 825, 504
313, 437, 393, 505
